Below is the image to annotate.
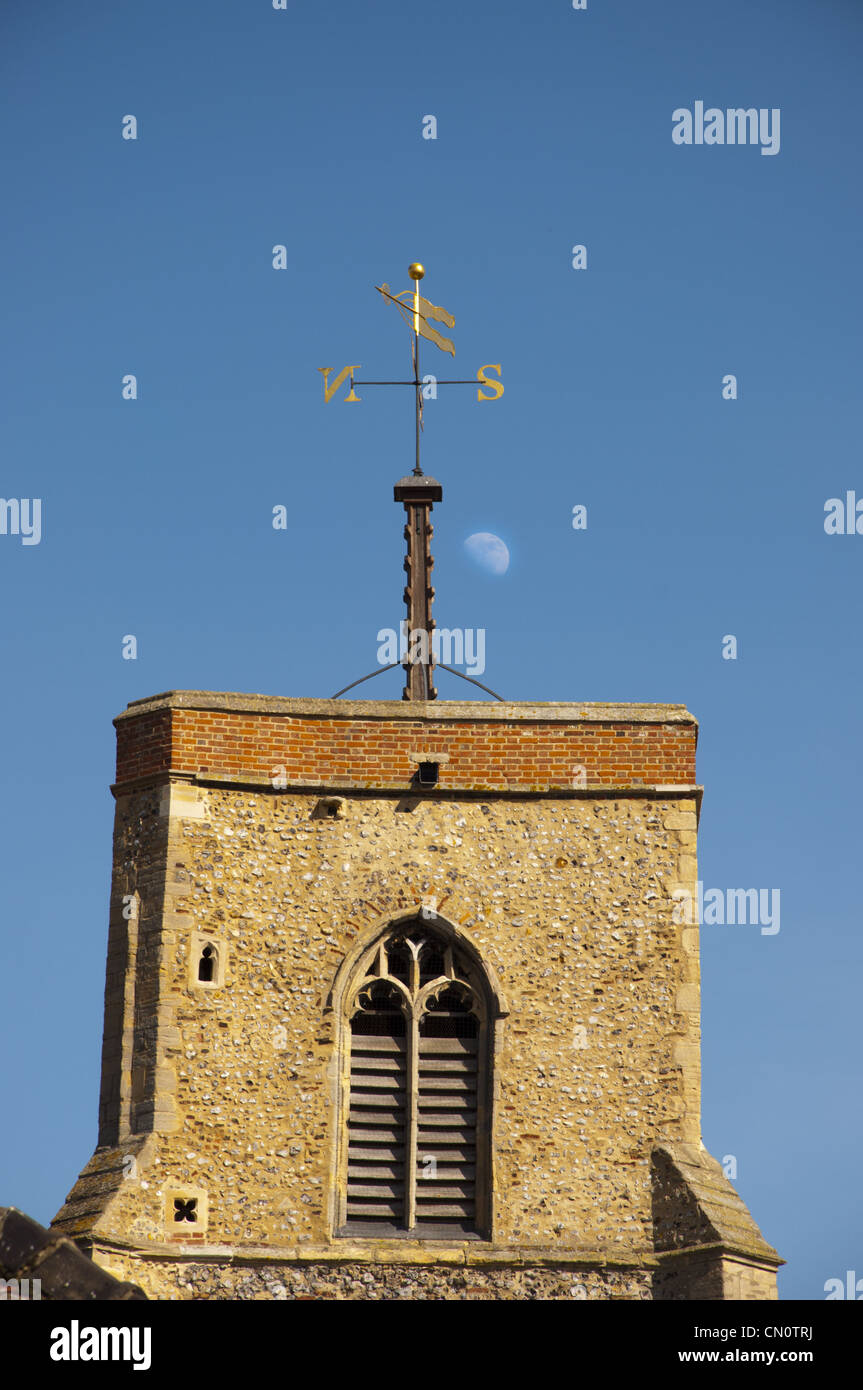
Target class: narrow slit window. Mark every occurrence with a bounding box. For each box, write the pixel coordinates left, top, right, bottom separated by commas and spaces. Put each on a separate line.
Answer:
198, 944, 216, 983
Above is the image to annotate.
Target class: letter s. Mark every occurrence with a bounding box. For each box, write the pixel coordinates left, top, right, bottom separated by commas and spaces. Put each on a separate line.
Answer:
477, 363, 504, 402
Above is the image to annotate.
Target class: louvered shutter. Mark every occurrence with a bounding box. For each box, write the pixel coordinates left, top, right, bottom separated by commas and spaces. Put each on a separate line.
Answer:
415, 1019, 478, 1229
346, 1025, 407, 1225
341, 928, 488, 1236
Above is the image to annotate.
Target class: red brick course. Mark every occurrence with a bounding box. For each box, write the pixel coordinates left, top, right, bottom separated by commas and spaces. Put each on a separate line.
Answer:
114, 702, 697, 792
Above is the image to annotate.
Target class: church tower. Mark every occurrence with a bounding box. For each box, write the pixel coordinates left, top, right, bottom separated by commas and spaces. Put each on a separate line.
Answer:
53, 268, 781, 1300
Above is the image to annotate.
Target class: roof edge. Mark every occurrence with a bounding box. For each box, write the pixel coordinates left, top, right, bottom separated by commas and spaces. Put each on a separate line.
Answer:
116, 690, 698, 726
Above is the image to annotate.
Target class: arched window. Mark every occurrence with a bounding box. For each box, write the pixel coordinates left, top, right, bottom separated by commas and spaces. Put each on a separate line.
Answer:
197, 944, 216, 983
340, 922, 490, 1238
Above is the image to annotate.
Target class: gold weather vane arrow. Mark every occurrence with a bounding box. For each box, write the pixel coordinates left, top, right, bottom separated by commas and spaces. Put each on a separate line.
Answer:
318, 262, 503, 477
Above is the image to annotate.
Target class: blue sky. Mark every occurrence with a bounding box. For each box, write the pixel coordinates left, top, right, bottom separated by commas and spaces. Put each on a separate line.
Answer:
1, 0, 860, 1300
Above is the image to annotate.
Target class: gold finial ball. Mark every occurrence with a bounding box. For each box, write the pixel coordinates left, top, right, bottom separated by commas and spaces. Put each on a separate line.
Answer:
408, 262, 425, 280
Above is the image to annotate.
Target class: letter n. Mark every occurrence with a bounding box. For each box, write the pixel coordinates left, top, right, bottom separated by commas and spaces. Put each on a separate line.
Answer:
318, 366, 361, 403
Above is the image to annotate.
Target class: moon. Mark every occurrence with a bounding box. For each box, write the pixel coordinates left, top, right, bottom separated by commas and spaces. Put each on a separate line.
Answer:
464, 532, 510, 576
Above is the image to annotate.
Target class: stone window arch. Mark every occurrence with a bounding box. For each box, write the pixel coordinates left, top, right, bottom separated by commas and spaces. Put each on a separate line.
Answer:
197, 943, 217, 983
188, 932, 226, 990
337, 920, 491, 1239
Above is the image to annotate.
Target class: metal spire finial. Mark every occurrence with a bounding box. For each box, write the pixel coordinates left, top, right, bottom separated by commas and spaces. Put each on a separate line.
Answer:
325, 263, 505, 703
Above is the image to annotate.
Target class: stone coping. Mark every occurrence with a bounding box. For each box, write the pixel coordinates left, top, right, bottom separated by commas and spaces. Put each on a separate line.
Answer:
656, 1243, 784, 1269
118, 690, 698, 727
91, 1236, 782, 1271
90, 1237, 658, 1269
111, 773, 704, 806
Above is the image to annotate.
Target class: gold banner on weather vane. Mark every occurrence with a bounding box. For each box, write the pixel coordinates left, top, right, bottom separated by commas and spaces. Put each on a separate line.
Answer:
375, 281, 456, 357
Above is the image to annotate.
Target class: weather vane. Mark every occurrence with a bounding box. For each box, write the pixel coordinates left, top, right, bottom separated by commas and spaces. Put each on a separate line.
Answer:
318, 263, 504, 475
321, 264, 505, 705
